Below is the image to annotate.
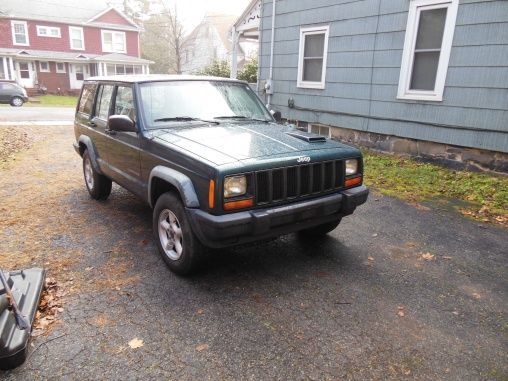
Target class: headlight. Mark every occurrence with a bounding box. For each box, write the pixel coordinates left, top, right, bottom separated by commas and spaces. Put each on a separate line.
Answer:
345, 159, 358, 176
224, 175, 247, 198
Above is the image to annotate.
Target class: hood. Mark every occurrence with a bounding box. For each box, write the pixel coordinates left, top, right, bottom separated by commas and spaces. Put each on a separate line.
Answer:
152, 122, 358, 165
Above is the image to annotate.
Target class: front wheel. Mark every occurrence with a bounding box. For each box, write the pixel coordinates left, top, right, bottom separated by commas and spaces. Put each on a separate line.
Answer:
10, 96, 24, 107
153, 192, 205, 275
297, 219, 341, 238
82, 150, 112, 200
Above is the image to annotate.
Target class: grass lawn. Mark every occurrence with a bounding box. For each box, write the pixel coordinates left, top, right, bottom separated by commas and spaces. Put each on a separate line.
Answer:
29, 95, 78, 107
363, 151, 508, 227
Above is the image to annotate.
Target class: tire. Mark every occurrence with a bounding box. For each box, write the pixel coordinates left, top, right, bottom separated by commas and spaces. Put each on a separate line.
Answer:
82, 150, 112, 200
153, 192, 204, 275
10, 96, 24, 107
298, 219, 341, 238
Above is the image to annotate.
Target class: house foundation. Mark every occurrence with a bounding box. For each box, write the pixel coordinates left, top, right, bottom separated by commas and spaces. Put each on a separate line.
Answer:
294, 121, 508, 175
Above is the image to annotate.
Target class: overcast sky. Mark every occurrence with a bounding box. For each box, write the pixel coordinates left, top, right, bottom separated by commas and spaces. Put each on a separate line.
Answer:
162, 0, 251, 31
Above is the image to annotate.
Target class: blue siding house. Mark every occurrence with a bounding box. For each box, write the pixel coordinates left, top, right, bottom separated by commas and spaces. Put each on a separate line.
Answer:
256, 0, 508, 172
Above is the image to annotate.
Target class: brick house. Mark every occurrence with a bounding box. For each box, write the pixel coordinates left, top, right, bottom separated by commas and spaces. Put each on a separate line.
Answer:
0, 0, 151, 94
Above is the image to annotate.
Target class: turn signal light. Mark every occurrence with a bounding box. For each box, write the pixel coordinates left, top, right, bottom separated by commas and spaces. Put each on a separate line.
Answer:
208, 180, 215, 209
224, 198, 254, 211
345, 176, 362, 188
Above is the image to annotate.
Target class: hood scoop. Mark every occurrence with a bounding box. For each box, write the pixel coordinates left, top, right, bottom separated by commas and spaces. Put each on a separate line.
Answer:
285, 131, 327, 143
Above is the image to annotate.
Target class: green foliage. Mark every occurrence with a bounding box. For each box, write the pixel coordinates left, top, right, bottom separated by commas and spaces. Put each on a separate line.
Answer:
34, 95, 78, 107
195, 60, 231, 78
363, 151, 508, 225
238, 59, 258, 83
194, 59, 258, 83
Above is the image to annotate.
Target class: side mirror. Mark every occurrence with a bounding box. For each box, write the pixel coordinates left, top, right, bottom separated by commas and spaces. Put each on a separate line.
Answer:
271, 110, 282, 123
108, 115, 136, 132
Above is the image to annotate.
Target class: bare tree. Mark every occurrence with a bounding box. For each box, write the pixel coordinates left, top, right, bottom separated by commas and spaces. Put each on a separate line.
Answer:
135, 1, 185, 74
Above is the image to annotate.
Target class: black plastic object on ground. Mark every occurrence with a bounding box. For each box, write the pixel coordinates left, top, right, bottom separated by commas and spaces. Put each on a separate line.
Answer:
0, 268, 46, 370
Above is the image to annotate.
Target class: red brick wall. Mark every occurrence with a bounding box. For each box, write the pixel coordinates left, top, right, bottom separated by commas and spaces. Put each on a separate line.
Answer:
35, 61, 70, 93
0, 19, 139, 57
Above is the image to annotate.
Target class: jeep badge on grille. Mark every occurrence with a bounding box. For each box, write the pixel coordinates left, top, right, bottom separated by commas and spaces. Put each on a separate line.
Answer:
297, 156, 311, 163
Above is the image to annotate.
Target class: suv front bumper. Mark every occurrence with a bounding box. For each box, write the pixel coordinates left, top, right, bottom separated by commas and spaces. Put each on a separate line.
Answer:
187, 185, 369, 248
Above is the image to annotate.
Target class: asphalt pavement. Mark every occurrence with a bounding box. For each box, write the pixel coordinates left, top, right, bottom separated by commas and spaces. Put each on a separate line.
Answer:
0, 106, 74, 124
1, 125, 507, 380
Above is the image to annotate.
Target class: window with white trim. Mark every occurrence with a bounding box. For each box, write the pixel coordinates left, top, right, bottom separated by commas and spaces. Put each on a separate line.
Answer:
18, 62, 30, 79
69, 26, 85, 50
39, 61, 50, 72
106, 64, 142, 75
309, 124, 331, 138
101, 30, 126, 53
11, 21, 29, 46
398, 0, 459, 101
297, 26, 329, 89
37, 25, 61, 38
56, 62, 66, 73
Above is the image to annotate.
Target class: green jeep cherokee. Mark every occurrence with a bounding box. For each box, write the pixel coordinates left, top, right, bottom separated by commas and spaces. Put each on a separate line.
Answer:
74, 75, 369, 275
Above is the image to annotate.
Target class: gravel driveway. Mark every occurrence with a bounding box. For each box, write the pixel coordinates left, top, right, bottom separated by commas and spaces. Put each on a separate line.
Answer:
1, 125, 507, 380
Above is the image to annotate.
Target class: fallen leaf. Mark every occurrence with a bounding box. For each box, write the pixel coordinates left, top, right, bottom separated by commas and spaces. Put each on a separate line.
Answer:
195, 344, 209, 352
372, 233, 378, 237
197, 309, 204, 315
397, 306, 405, 317
368, 256, 374, 262
128, 338, 144, 349
413, 203, 431, 211
452, 311, 459, 316
421, 252, 435, 261
443, 256, 452, 260
471, 293, 481, 300
85, 267, 94, 271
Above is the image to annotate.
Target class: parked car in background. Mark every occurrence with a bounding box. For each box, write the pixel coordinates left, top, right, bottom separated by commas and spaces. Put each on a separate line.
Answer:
0, 83, 28, 107
73, 75, 369, 275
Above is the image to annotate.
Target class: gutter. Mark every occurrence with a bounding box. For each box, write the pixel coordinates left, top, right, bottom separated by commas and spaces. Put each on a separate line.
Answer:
267, 0, 276, 108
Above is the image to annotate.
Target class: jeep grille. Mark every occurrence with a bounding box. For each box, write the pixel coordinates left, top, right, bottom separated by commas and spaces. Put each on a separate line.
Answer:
255, 160, 345, 205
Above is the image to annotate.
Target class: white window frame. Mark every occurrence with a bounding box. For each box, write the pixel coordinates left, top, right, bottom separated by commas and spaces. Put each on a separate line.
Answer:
297, 25, 329, 90
308, 124, 331, 138
56, 62, 66, 73
37, 25, 61, 38
101, 30, 126, 53
39, 61, 50, 72
397, 0, 459, 102
69, 26, 85, 50
11, 20, 29, 46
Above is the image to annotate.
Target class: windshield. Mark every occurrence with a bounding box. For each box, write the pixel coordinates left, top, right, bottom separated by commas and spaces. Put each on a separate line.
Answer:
139, 81, 273, 128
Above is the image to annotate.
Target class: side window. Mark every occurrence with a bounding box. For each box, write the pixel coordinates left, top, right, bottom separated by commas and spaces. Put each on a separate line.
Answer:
95, 85, 114, 120
297, 25, 330, 89
114, 86, 136, 121
78, 84, 96, 115
397, 0, 459, 101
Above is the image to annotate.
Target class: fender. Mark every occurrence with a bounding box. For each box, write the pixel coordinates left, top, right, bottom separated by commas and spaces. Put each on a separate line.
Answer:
77, 135, 103, 175
148, 166, 200, 209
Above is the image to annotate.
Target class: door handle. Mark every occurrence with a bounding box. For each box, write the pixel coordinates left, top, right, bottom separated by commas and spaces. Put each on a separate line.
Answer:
89, 121, 96, 127
105, 129, 116, 135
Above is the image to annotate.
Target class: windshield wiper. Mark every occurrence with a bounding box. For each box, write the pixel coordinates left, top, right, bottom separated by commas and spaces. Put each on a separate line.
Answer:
214, 115, 271, 123
153, 116, 218, 124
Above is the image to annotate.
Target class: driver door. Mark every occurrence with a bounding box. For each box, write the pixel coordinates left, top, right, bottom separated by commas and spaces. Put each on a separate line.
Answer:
106, 85, 144, 197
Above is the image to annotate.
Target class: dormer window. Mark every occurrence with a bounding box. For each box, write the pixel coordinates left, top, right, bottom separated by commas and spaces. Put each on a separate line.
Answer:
11, 21, 29, 46
101, 30, 126, 53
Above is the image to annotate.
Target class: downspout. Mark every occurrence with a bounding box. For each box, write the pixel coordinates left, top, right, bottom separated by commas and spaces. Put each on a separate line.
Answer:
266, 0, 276, 108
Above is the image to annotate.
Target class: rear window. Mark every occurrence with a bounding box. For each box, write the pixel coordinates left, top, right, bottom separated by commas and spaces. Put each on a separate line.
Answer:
95, 85, 114, 120
78, 84, 96, 115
